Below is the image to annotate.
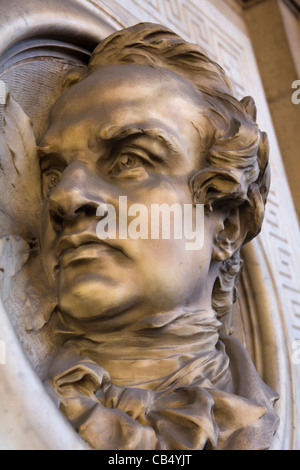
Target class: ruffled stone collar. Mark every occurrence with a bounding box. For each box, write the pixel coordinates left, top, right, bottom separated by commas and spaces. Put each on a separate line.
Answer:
46, 327, 279, 450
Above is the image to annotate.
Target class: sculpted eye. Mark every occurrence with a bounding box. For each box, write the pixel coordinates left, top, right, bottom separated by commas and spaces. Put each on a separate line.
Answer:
42, 169, 62, 198
108, 153, 149, 180
119, 154, 137, 169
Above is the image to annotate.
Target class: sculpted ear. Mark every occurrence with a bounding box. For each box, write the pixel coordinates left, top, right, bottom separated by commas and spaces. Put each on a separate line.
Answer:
211, 197, 264, 261
213, 181, 267, 261
212, 207, 244, 261
190, 166, 268, 261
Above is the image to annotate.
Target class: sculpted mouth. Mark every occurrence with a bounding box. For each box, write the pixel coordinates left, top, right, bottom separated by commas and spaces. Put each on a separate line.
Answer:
59, 242, 117, 269
55, 233, 128, 270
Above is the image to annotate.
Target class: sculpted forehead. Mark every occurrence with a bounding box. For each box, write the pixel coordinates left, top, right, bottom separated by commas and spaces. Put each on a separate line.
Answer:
43, 64, 206, 156
51, 64, 202, 118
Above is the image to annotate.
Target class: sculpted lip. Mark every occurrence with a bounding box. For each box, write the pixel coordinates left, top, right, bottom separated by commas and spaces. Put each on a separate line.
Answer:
60, 242, 116, 269
55, 232, 128, 269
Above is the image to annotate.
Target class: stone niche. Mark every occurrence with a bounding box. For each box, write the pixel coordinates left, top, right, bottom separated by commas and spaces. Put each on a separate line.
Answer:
0, 0, 299, 451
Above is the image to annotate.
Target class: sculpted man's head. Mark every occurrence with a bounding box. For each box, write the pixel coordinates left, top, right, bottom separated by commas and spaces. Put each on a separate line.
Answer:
38, 23, 269, 332
31, 23, 279, 451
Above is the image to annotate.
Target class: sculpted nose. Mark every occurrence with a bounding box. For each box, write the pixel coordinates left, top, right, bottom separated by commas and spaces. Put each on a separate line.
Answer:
48, 161, 108, 226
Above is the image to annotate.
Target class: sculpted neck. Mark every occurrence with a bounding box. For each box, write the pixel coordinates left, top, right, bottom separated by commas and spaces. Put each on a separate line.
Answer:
53, 306, 229, 390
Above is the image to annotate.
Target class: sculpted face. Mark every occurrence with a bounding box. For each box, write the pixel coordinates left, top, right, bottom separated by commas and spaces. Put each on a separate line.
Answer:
39, 64, 217, 321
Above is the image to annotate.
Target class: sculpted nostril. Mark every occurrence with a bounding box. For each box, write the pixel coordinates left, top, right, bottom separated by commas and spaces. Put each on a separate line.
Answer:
54, 214, 64, 225
74, 204, 98, 218
57, 206, 66, 216
49, 209, 64, 226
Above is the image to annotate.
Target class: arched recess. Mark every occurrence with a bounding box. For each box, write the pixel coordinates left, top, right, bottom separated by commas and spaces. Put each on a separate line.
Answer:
239, 239, 297, 450
0, 0, 296, 450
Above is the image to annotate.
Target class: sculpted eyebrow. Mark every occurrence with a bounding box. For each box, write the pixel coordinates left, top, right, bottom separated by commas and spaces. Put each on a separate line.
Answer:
99, 126, 180, 155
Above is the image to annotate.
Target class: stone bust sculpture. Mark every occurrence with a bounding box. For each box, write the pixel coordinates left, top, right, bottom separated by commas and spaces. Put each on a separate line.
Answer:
0, 23, 279, 450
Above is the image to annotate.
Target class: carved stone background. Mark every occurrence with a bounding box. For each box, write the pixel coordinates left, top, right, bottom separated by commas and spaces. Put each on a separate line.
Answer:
0, 0, 299, 450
